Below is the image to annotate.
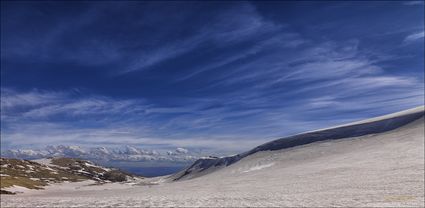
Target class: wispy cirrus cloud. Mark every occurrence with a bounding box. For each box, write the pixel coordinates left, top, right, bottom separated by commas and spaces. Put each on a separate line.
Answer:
197, 38, 417, 96
2, 2, 287, 74
175, 32, 306, 82
403, 1, 424, 6
124, 3, 286, 74
404, 31, 425, 43
0, 88, 68, 108
1, 89, 146, 120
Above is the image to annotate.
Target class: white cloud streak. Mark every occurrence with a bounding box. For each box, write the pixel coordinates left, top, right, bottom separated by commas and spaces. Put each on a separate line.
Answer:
404, 31, 425, 43
403, 1, 424, 6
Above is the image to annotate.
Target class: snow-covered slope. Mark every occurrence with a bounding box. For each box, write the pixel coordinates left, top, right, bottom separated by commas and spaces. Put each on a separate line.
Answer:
1, 106, 424, 207
171, 106, 424, 181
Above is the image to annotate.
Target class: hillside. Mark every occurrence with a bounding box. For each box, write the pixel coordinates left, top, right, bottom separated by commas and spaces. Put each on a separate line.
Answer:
171, 106, 424, 181
0, 157, 140, 194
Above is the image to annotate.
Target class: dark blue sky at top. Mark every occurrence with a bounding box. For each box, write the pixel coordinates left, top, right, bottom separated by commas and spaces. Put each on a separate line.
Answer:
1, 1, 424, 153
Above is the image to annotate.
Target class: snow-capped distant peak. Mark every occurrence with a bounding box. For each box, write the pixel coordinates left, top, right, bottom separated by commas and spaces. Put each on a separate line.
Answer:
2, 145, 201, 163
176, 148, 188, 154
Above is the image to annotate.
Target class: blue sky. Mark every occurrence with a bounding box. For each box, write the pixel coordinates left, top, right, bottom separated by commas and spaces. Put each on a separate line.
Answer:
1, 1, 424, 154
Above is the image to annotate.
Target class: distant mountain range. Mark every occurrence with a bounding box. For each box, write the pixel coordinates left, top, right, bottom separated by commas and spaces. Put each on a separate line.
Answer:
2, 145, 200, 163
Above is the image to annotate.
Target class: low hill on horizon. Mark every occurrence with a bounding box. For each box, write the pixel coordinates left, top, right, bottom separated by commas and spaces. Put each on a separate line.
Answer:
0, 157, 141, 194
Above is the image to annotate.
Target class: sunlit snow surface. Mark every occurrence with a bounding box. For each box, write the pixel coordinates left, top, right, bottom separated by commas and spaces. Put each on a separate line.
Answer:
2, 107, 424, 207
